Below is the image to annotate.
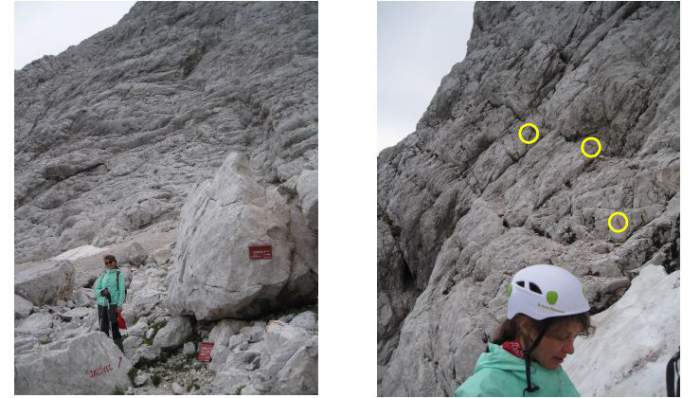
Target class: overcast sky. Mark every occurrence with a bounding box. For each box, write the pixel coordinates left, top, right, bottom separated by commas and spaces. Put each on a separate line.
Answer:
15, 1, 136, 70
378, 1, 474, 153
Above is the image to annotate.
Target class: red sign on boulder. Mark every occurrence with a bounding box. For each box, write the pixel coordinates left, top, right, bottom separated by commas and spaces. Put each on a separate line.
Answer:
249, 245, 272, 260
197, 342, 214, 362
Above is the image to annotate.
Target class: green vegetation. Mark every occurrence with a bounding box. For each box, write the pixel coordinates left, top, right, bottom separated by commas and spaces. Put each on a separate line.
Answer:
191, 328, 203, 346
127, 367, 138, 386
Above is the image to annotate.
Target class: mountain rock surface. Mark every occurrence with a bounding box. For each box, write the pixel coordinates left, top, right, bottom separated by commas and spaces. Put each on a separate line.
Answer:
15, 2, 317, 395
377, 2, 679, 395
15, 1, 318, 264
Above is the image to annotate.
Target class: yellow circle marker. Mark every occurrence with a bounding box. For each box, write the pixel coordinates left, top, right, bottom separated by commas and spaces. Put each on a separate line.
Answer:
580, 137, 603, 159
517, 123, 540, 145
607, 211, 629, 234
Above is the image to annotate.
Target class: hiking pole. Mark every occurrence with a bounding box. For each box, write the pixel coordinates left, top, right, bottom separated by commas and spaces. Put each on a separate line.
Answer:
106, 297, 111, 337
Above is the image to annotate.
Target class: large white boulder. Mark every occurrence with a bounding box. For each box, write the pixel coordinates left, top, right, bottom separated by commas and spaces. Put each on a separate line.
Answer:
15, 260, 75, 305
564, 265, 679, 396
15, 331, 132, 394
167, 153, 316, 320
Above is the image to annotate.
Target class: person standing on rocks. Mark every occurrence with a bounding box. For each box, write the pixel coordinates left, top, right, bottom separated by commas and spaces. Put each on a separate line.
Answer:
94, 254, 125, 352
455, 264, 592, 397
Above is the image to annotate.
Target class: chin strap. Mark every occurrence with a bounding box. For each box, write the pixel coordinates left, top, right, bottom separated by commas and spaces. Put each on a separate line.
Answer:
523, 320, 551, 395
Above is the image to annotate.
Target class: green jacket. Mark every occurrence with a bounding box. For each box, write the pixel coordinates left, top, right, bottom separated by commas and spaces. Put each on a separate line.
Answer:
94, 268, 126, 307
455, 343, 580, 397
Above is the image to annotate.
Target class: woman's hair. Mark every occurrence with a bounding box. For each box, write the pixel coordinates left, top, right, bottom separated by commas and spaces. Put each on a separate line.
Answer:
103, 254, 117, 263
490, 312, 594, 346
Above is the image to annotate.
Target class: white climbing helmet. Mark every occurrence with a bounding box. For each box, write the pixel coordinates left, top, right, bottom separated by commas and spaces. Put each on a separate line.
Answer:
506, 264, 590, 320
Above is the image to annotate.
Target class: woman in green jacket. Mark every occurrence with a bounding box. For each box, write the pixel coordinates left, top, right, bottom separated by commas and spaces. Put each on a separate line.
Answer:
455, 264, 593, 397
94, 254, 126, 352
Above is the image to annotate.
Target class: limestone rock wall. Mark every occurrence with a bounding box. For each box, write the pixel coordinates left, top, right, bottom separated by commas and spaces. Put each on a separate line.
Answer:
377, 2, 679, 395
15, 2, 318, 263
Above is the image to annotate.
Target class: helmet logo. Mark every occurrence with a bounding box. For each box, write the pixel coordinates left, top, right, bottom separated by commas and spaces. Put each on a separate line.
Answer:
546, 291, 558, 305
537, 302, 565, 314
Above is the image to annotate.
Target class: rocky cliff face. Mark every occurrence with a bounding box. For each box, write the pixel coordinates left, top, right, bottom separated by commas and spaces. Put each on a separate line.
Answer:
377, 2, 679, 396
15, 1, 317, 263
15, 2, 317, 394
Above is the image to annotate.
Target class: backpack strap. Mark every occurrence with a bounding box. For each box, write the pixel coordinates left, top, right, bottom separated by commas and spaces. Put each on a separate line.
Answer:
97, 271, 107, 288
116, 270, 127, 304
